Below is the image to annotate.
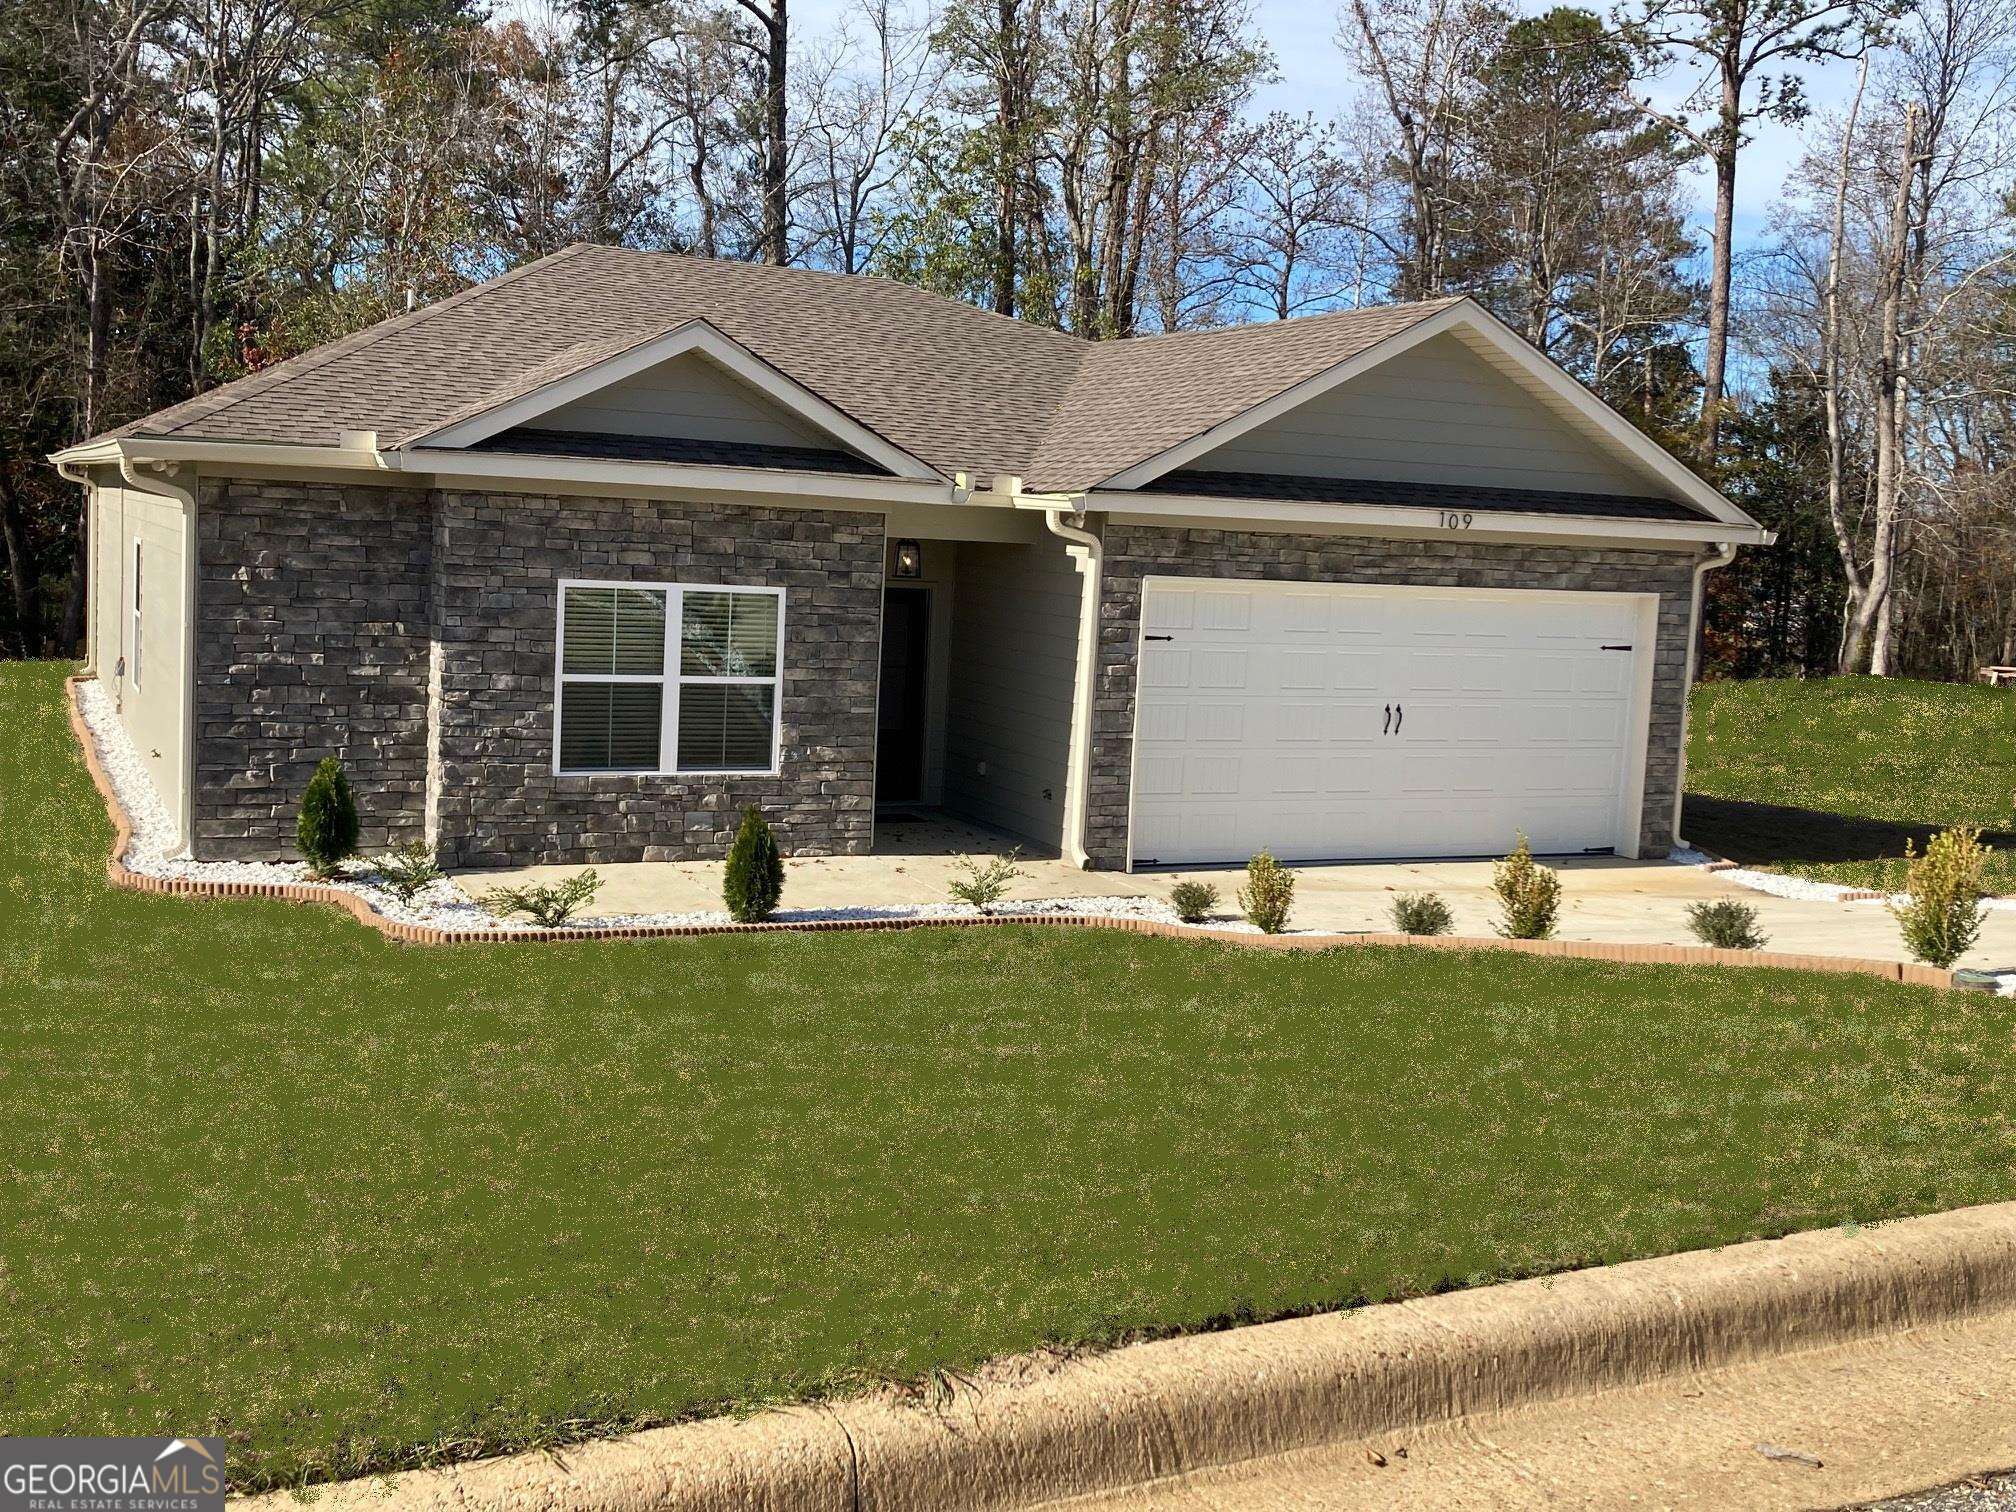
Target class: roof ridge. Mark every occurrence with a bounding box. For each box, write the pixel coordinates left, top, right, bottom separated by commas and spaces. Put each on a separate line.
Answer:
1102, 295, 1469, 347
148, 245, 594, 440
578, 242, 1093, 353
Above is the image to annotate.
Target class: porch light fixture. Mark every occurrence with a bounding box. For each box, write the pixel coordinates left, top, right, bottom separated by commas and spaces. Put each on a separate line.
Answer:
893, 539, 923, 578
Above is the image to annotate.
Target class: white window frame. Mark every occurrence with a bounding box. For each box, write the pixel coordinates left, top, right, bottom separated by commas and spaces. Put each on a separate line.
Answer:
551, 577, 787, 777
130, 536, 143, 689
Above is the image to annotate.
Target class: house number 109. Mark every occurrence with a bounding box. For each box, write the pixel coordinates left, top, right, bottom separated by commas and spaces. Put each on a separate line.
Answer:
1438, 510, 1475, 530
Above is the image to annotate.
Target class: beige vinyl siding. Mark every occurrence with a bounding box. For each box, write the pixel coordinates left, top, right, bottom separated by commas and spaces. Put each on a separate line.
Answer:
92, 479, 188, 840
942, 538, 1081, 850
1198, 333, 1650, 495
538, 349, 831, 448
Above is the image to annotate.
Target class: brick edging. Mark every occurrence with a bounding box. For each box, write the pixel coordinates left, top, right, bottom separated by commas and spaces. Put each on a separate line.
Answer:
65, 677, 1954, 987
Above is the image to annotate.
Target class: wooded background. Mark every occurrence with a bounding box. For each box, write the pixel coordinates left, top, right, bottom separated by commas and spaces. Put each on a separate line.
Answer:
3, 0, 2011, 679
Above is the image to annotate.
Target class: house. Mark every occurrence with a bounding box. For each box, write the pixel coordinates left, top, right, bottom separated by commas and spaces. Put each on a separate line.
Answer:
52, 244, 1770, 873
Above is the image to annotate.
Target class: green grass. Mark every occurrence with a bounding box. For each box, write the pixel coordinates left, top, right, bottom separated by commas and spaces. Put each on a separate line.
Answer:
1685, 676, 2016, 892
6, 659, 2016, 1489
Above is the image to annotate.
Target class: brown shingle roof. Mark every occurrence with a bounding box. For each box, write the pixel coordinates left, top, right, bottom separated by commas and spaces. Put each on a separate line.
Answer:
89, 244, 1479, 490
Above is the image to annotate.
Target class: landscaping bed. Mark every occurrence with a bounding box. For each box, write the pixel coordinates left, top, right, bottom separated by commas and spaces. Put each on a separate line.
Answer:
1685, 675, 2016, 895
8, 659, 2016, 1492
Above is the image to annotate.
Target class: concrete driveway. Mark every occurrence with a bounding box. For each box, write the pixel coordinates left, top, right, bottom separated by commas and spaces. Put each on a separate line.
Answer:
454, 813, 2016, 972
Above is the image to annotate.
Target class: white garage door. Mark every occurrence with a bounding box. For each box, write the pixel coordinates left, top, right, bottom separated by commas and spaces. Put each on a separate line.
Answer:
1128, 579, 1653, 866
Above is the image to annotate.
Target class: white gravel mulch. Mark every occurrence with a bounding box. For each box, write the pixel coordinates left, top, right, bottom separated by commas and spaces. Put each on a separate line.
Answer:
1671, 842, 2016, 912
76, 681, 1204, 937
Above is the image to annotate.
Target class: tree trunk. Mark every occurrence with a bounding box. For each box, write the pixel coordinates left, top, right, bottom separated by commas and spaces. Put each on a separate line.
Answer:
1698, 127, 1737, 453
1842, 104, 1917, 677
762, 0, 788, 264
1824, 57, 1868, 674
0, 466, 41, 656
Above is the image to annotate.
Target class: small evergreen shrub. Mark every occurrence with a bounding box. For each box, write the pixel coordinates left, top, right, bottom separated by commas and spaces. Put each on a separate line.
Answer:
1238, 850, 1295, 934
1492, 833, 1561, 940
479, 870, 602, 927
296, 756, 359, 878
1889, 826, 1991, 968
722, 806, 786, 923
1686, 898, 1767, 950
1390, 891, 1454, 936
947, 849, 1024, 911
374, 840, 443, 904
1169, 880, 1220, 923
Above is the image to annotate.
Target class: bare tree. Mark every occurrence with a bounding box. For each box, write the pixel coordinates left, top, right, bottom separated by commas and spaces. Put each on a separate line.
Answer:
1229, 111, 1354, 319
799, 0, 943, 273
1337, 0, 1494, 301
1615, 0, 1874, 451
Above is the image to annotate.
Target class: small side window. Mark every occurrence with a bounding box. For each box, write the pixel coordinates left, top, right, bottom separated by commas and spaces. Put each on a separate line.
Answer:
130, 539, 143, 688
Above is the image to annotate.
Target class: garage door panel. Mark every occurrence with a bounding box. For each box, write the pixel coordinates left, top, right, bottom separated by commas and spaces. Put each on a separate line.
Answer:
1196, 590, 1252, 632
1194, 648, 1248, 688
1280, 648, 1328, 689
1141, 646, 1190, 688
1145, 589, 1195, 632
1132, 581, 1646, 866
1333, 650, 1386, 692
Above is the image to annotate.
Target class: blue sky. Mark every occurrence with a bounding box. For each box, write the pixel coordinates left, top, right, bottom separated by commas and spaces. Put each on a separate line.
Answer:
1248, 0, 1851, 249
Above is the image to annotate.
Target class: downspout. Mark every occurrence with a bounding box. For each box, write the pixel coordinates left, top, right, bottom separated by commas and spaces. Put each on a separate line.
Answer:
1672, 541, 1738, 853
118, 456, 199, 860
54, 460, 96, 676
1044, 507, 1102, 871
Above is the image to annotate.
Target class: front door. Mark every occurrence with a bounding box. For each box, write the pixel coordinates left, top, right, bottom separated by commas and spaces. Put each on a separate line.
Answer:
877, 586, 930, 805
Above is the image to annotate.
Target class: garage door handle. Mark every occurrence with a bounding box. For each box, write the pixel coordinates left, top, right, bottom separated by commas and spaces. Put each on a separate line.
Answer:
1144, 634, 1175, 642
1383, 703, 1391, 734
1394, 702, 1403, 733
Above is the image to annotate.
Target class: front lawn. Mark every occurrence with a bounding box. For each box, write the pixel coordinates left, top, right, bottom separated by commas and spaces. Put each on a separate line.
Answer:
1684, 676, 2016, 892
6, 659, 2015, 1491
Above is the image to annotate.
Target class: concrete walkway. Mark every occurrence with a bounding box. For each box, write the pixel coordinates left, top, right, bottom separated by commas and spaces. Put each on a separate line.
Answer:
453, 814, 2016, 972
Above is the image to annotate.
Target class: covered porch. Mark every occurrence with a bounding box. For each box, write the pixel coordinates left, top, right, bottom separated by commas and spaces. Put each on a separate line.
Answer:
866, 522, 1090, 860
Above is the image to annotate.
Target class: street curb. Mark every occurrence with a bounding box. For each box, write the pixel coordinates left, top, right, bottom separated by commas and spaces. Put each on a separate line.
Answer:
244, 1200, 2016, 1510
66, 676, 1953, 987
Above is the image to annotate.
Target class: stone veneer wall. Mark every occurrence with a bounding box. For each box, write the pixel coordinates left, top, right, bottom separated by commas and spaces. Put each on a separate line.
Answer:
194, 479, 434, 859
1084, 523, 1703, 870
191, 479, 883, 866
430, 490, 882, 869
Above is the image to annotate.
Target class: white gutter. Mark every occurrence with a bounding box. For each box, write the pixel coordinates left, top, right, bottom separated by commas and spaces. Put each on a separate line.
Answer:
118, 456, 199, 860
1018, 478, 1102, 871
1672, 541, 1739, 852
54, 459, 97, 676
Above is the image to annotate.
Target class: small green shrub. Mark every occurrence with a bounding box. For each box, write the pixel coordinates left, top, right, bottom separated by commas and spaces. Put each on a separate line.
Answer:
1492, 833, 1561, 940
480, 870, 603, 927
373, 840, 443, 904
1390, 891, 1454, 936
296, 756, 359, 879
1238, 850, 1295, 934
947, 849, 1025, 911
1169, 880, 1220, 923
1686, 898, 1767, 950
722, 806, 786, 923
1889, 826, 1991, 968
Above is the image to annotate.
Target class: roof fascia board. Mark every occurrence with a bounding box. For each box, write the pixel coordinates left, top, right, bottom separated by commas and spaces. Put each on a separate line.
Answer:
1086, 489, 1775, 546
407, 319, 942, 480
392, 445, 957, 504
64, 435, 959, 506
1094, 303, 1471, 490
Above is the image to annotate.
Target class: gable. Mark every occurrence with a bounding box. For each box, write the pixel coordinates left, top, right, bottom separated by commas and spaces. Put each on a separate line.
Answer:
536, 349, 833, 452
1186, 332, 1654, 498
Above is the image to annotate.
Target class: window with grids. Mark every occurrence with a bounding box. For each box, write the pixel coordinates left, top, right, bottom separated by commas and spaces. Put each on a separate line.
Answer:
555, 582, 783, 774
